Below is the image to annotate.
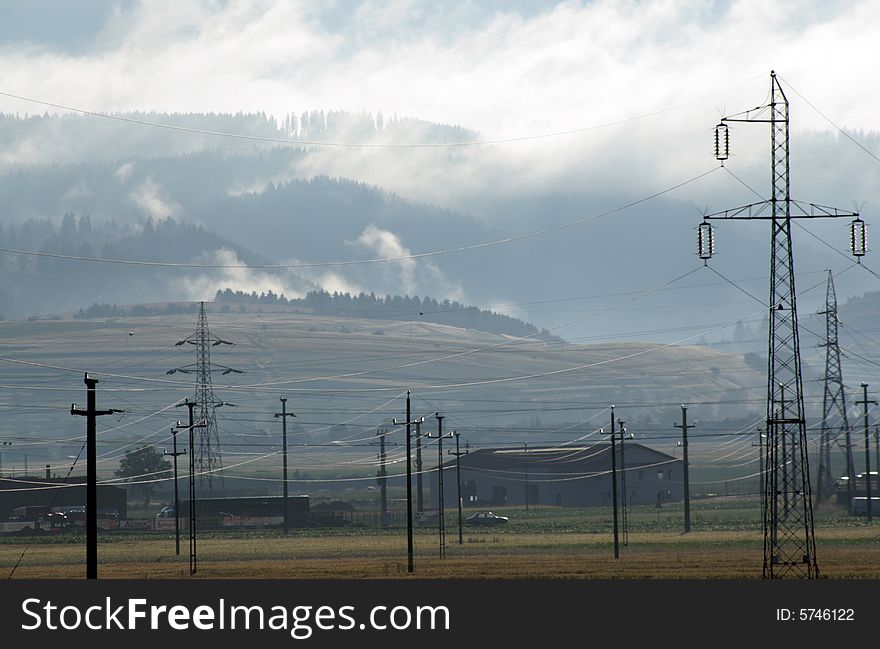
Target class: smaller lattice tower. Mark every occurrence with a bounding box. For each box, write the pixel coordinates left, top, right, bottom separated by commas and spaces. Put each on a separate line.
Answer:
168, 302, 243, 495
817, 270, 854, 503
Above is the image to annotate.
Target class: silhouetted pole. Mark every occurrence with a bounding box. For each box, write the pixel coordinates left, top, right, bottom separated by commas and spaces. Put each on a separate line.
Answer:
392, 390, 424, 574
857, 384, 876, 521
606, 405, 619, 559
176, 398, 205, 575
448, 433, 469, 545
275, 398, 296, 535
70, 373, 122, 580
164, 428, 186, 555
674, 405, 694, 533
428, 413, 453, 558
415, 420, 424, 515
376, 429, 388, 528
875, 424, 879, 498
618, 419, 628, 546
753, 427, 765, 508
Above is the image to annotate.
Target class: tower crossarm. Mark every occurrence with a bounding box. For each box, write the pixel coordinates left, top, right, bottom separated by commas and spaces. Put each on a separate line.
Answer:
703, 200, 858, 221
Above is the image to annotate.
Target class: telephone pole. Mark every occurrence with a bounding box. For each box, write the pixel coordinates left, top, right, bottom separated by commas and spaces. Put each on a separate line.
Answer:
428, 413, 453, 558
164, 427, 186, 555
392, 391, 424, 574
376, 429, 388, 528
70, 373, 122, 580
696, 72, 863, 577
674, 405, 694, 533
415, 420, 424, 516
875, 424, 879, 499
175, 398, 206, 575
448, 433, 469, 545
856, 384, 876, 521
274, 398, 296, 535
618, 418, 629, 546
523, 442, 529, 510
752, 427, 766, 505
605, 405, 619, 559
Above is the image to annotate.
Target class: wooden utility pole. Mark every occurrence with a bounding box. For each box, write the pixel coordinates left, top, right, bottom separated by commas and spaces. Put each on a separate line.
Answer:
392, 391, 424, 574
415, 420, 424, 515
856, 384, 876, 521
70, 373, 122, 580
376, 429, 388, 528
606, 405, 619, 559
428, 413, 453, 558
674, 405, 694, 533
164, 428, 186, 555
448, 433, 469, 545
175, 398, 206, 575
274, 398, 296, 535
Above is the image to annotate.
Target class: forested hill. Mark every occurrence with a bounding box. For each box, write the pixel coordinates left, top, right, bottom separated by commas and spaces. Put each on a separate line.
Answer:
0, 215, 296, 319
214, 288, 557, 341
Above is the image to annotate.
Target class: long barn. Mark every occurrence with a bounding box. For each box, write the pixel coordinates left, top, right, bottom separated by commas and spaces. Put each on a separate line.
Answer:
430, 443, 683, 508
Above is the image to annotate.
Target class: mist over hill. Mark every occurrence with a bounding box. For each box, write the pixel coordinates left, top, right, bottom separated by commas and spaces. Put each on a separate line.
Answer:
0, 110, 878, 349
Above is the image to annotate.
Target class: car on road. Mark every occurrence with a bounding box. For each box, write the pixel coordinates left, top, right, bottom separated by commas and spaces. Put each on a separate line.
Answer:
415, 511, 439, 526
465, 511, 509, 527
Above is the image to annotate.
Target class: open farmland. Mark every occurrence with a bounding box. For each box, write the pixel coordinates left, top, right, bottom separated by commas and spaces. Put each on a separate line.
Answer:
2, 500, 878, 579
0, 307, 766, 484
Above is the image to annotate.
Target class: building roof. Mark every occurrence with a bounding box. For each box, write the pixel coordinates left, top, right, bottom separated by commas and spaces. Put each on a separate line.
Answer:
443, 442, 678, 473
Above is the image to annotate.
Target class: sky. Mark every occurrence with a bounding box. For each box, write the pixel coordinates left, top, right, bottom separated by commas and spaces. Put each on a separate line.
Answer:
0, 0, 878, 342
0, 0, 877, 206
0, 1, 875, 136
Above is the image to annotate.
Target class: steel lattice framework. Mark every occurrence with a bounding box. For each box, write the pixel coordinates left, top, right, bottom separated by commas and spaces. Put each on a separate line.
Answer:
700, 72, 862, 578
817, 270, 854, 503
168, 302, 242, 495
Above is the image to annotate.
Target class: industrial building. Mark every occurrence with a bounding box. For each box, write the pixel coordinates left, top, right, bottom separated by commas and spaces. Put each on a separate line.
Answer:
429, 443, 683, 508
0, 476, 127, 520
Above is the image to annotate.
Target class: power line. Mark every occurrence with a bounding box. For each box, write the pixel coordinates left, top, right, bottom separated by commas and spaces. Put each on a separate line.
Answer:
778, 76, 880, 167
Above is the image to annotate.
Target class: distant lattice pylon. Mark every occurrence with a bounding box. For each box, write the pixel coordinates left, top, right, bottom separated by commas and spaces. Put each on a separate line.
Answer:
817, 270, 854, 504
168, 301, 243, 495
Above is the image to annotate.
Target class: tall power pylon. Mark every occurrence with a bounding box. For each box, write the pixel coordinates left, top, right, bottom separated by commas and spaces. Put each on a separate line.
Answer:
168, 302, 243, 495
817, 270, 854, 503
698, 71, 865, 578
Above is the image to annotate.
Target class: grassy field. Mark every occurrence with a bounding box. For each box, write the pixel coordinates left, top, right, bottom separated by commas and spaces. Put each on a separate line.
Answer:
3, 499, 878, 579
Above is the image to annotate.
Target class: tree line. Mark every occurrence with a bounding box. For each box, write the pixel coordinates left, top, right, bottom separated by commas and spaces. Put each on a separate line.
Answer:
215, 288, 557, 340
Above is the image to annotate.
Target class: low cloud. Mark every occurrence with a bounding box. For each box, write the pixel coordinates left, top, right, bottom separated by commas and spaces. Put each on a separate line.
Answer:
348, 224, 464, 300
115, 161, 135, 183
128, 177, 180, 221
180, 247, 307, 302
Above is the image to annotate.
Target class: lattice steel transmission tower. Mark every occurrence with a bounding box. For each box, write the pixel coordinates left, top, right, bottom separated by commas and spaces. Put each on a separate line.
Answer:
697, 71, 865, 578
168, 302, 243, 495
817, 270, 854, 504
